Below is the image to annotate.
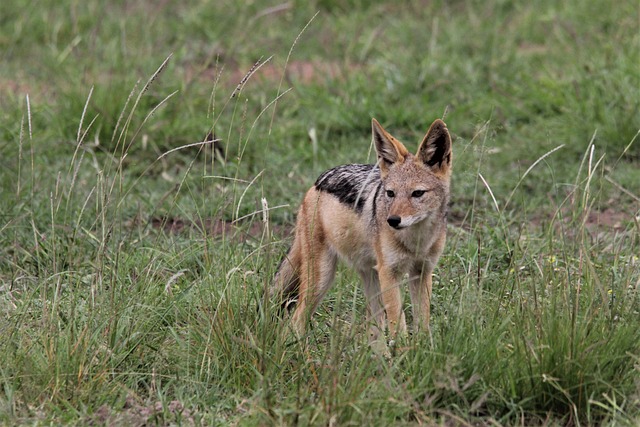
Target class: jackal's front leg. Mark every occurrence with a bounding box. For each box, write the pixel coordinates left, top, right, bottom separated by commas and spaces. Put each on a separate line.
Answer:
409, 266, 432, 332
359, 269, 385, 343
377, 266, 407, 339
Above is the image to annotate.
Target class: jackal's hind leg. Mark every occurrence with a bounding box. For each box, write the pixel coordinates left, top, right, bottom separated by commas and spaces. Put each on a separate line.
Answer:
290, 248, 337, 336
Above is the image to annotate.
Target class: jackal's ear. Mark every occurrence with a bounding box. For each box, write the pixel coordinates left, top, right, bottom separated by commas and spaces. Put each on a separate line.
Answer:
417, 119, 452, 176
372, 118, 409, 176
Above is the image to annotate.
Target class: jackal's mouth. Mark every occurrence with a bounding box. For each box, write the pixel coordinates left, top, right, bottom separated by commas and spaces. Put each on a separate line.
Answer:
387, 214, 432, 230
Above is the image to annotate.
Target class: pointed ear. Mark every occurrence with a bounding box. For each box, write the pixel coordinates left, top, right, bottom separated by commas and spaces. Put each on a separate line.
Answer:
372, 119, 409, 176
416, 119, 452, 176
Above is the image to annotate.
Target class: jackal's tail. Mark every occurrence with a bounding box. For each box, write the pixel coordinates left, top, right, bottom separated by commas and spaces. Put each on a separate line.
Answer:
270, 244, 301, 312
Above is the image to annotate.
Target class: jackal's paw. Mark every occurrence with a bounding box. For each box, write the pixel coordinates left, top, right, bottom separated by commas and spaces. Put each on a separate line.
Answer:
369, 338, 391, 359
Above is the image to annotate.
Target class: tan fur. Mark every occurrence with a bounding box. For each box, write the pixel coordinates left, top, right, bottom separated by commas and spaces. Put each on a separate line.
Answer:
273, 119, 452, 346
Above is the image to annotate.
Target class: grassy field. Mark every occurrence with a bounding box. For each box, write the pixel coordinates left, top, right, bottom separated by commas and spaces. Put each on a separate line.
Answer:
1, 0, 639, 425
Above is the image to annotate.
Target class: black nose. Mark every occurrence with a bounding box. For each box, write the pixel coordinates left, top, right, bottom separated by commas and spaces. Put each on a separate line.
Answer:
387, 216, 401, 228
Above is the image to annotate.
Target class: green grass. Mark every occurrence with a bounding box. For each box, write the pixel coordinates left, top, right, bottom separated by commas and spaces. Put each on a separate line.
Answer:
1, 0, 639, 425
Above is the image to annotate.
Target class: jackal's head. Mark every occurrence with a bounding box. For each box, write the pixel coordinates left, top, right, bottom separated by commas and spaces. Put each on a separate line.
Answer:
372, 118, 452, 230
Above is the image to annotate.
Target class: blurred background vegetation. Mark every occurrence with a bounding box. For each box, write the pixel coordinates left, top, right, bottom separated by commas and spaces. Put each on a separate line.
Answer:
1, 0, 639, 425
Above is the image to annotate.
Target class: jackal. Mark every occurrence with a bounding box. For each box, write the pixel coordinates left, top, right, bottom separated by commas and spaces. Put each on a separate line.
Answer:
272, 118, 452, 344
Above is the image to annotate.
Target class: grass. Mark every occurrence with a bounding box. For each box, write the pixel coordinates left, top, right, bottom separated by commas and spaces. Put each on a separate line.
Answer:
1, 0, 639, 425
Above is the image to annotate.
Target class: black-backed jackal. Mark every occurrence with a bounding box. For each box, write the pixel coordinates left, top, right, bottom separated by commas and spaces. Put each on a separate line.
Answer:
272, 119, 452, 346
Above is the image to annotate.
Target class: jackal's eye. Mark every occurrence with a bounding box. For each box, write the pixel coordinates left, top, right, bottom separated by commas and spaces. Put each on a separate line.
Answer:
386, 190, 395, 198
411, 190, 426, 198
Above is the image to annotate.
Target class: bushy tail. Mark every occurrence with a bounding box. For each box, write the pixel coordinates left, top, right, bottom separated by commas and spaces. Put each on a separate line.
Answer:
270, 244, 301, 312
